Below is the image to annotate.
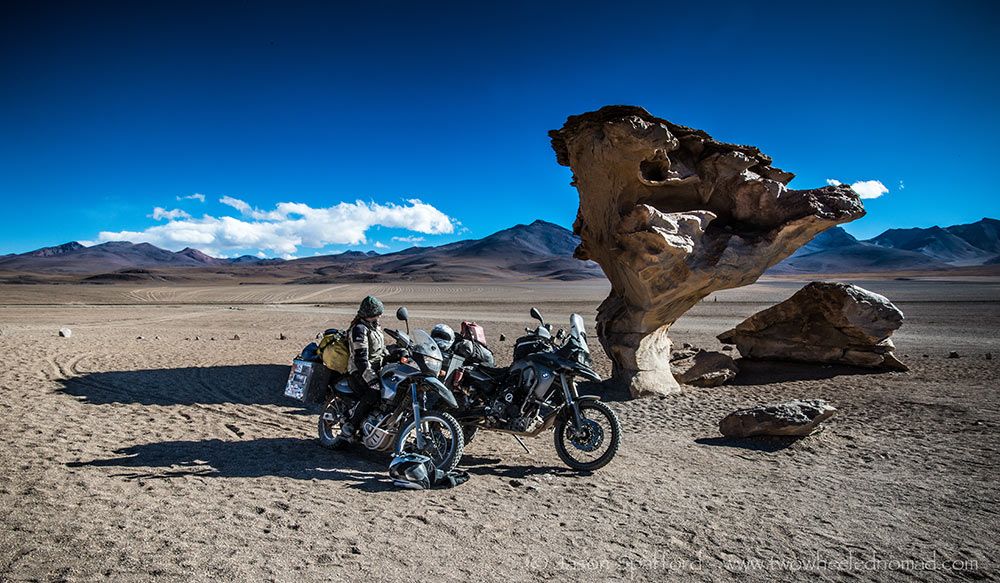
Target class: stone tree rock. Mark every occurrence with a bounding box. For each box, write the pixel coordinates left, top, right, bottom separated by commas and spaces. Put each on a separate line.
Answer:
718, 281, 906, 370
549, 106, 865, 397
720, 400, 836, 438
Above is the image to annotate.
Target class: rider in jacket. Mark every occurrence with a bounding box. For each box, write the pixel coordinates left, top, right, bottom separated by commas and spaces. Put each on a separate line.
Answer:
334, 295, 388, 446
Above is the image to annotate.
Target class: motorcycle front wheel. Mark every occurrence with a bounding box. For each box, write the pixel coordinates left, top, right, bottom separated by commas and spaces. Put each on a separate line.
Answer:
553, 400, 622, 471
394, 412, 465, 473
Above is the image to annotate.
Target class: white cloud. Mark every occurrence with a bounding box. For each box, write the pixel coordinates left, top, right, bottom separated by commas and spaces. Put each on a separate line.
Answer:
849, 180, 889, 200
898, 180, 905, 190
150, 207, 191, 221
97, 198, 456, 255
391, 235, 425, 244
825, 178, 890, 200
373, 241, 389, 249
177, 193, 206, 202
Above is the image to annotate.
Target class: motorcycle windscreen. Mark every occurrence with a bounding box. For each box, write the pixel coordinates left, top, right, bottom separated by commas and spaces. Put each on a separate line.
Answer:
411, 329, 443, 375
570, 313, 590, 354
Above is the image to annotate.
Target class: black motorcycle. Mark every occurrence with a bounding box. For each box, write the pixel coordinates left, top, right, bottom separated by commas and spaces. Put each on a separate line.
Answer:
447, 308, 621, 471
316, 307, 465, 472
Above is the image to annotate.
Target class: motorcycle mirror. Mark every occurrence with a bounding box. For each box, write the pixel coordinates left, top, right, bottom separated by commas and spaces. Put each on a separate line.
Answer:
395, 306, 410, 335
556, 328, 565, 339
529, 307, 544, 324
545, 323, 552, 331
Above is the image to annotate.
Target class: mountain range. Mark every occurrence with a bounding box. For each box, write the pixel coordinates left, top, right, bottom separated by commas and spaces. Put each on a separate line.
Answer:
1, 218, 998, 284
770, 218, 1000, 274
0, 220, 604, 283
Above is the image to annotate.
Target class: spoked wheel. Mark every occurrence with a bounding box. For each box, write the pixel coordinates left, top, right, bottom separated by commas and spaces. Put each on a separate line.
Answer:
317, 397, 350, 448
553, 400, 621, 471
394, 412, 465, 473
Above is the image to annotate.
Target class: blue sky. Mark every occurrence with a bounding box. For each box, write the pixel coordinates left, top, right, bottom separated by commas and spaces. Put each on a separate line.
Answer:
1, 0, 998, 256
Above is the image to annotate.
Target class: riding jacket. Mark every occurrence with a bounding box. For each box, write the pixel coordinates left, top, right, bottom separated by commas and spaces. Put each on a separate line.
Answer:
347, 319, 387, 384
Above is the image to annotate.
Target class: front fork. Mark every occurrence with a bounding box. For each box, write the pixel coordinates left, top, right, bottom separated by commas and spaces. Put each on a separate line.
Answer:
410, 383, 425, 450
560, 374, 585, 431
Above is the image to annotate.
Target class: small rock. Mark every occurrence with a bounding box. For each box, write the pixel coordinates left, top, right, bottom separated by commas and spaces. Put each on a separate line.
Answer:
672, 350, 739, 387
499, 334, 506, 342
278, 333, 288, 341
350, 546, 362, 555
194, 336, 200, 341
184, 337, 190, 341
136, 336, 144, 340
154, 336, 160, 340
922, 354, 928, 358
509, 479, 523, 487
210, 337, 216, 341
58, 328, 72, 338
948, 351, 960, 359
721, 345, 734, 351
720, 399, 836, 438
682, 342, 693, 349
986, 353, 992, 360
233, 334, 240, 340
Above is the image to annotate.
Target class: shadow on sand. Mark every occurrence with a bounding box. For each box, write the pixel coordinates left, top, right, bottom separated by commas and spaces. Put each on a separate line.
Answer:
694, 436, 800, 452
67, 437, 398, 491
58, 364, 306, 408
730, 359, 887, 385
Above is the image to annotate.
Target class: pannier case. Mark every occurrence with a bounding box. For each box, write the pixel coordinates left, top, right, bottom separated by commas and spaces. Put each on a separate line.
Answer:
284, 357, 331, 404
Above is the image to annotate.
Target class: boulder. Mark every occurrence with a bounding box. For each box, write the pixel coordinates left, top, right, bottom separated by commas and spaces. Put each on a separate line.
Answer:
718, 282, 907, 370
58, 328, 72, 338
549, 106, 865, 397
672, 350, 739, 387
720, 400, 836, 438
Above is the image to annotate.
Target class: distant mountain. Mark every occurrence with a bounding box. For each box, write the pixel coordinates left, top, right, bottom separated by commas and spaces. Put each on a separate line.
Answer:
0, 240, 277, 275
772, 219, 1000, 274
287, 220, 604, 283
868, 225, 994, 266
945, 218, 1000, 254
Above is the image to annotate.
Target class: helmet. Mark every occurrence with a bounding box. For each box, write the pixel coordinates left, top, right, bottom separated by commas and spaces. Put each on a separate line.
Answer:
388, 453, 436, 490
357, 295, 384, 319
431, 324, 455, 352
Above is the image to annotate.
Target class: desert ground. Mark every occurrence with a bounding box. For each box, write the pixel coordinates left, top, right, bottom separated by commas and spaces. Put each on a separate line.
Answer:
0, 278, 997, 581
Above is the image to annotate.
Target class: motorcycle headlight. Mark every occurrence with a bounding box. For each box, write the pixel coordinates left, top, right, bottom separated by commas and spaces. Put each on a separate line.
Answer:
416, 353, 442, 375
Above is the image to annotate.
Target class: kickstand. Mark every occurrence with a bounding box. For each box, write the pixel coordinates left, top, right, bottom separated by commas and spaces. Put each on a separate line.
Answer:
512, 435, 531, 454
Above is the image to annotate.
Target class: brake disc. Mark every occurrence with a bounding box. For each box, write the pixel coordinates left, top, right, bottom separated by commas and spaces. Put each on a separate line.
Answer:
569, 418, 605, 452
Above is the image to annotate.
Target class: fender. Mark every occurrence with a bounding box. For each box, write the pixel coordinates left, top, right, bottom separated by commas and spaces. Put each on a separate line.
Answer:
575, 395, 602, 403
421, 376, 458, 409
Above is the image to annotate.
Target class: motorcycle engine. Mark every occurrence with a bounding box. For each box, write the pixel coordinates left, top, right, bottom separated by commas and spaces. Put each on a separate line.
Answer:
361, 411, 396, 451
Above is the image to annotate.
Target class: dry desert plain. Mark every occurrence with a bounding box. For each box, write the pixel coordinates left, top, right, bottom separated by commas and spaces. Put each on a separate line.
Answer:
0, 277, 998, 582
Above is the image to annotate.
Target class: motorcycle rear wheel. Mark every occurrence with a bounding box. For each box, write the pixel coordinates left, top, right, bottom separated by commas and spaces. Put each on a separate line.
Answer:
553, 400, 621, 472
394, 412, 465, 473
317, 397, 350, 448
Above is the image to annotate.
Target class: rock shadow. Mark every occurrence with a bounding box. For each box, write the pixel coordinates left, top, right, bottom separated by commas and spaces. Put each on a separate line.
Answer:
59, 364, 307, 408
730, 359, 888, 385
694, 436, 799, 452
66, 437, 395, 492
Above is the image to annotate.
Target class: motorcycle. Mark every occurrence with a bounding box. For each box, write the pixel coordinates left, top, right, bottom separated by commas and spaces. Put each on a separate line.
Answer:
316, 307, 465, 472
446, 308, 622, 471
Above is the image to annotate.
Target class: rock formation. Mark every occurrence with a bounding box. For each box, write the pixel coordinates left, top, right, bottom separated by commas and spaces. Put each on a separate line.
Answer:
718, 282, 906, 370
671, 350, 739, 387
549, 106, 865, 397
719, 400, 836, 438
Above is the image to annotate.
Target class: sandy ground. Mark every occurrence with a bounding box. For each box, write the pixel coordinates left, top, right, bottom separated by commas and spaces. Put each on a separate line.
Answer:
0, 278, 998, 582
